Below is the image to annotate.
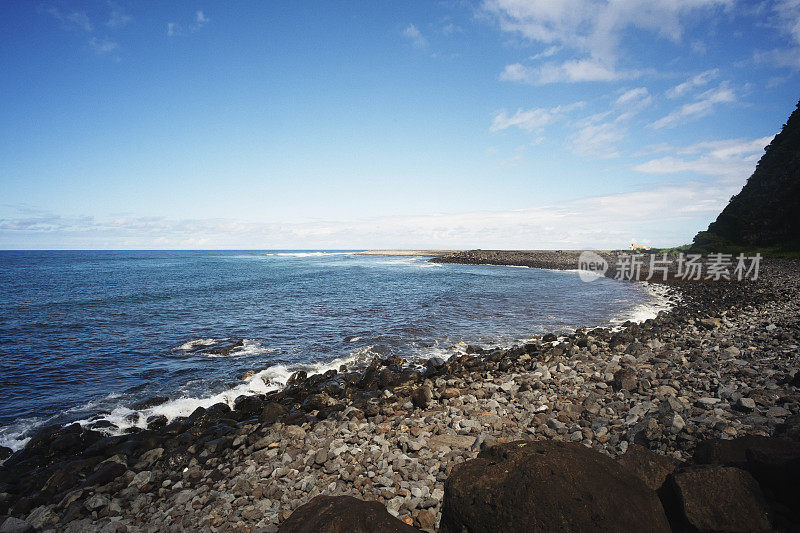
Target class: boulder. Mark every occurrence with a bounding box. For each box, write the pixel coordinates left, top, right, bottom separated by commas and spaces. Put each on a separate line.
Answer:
617, 444, 681, 491
440, 440, 670, 532
83, 460, 126, 487
695, 436, 800, 514
411, 386, 433, 409
278, 495, 419, 533
259, 402, 286, 424
0, 517, 34, 533
667, 465, 771, 532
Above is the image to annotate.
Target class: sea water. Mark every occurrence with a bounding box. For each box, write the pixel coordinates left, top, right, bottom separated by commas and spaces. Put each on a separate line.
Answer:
0, 250, 668, 450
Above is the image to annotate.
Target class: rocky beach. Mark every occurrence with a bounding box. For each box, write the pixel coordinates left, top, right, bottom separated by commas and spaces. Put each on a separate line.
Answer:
1, 251, 798, 532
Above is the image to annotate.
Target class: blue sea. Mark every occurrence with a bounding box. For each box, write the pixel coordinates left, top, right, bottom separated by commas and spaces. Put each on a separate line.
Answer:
0, 250, 666, 450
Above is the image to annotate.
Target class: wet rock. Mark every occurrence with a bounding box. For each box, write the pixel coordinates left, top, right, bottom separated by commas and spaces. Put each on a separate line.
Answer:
287, 371, 308, 387
260, 402, 286, 424
83, 460, 126, 487
234, 395, 265, 418
440, 440, 669, 532
278, 495, 419, 533
667, 466, 771, 532
131, 396, 169, 411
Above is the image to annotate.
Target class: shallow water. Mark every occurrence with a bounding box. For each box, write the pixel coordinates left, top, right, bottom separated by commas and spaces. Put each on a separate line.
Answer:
0, 250, 662, 449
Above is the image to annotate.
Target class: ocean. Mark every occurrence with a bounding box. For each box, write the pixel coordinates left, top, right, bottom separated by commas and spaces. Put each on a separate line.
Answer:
0, 250, 667, 450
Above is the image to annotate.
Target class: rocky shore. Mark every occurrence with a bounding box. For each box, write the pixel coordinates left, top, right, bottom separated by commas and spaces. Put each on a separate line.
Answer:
1, 253, 799, 532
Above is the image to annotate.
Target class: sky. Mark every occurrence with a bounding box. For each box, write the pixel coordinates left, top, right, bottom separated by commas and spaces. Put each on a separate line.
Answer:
1, 0, 798, 250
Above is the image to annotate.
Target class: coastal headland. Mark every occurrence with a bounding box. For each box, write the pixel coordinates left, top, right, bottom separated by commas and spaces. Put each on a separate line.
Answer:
1, 251, 798, 532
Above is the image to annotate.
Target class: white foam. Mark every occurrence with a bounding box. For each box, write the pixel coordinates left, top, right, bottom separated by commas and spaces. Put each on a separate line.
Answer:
375, 258, 441, 268
273, 252, 354, 258
205, 339, 274, 358
69, 344, 381, 437
173, 338, 218, 352
610, 282, 676, 326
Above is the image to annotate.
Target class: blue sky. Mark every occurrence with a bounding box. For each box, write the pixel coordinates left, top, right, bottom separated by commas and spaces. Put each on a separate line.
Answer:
1, 0, 798, 249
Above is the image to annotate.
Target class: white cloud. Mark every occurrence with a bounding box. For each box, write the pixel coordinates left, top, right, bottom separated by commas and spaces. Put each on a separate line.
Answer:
168, 11, 210, 37
633, 135, 774, 177
530, 45, 561, 60
89, 37, 118, 55
491, 102, 584, 132
615, 87, 651, 110
500, 59, 637, 85
106, 2, 132, 28
650, 83, 736, 129
666, 69, 719, 99
195, 10, 209, 29
41, 7, 93, 32
403, 24, 428, 48
442, 23, 462, 35
483, 0, 732, 74
0, 180, 737, 249
774, 0, 800, 44
751, 1, 800, 69
570, 120, 626, 158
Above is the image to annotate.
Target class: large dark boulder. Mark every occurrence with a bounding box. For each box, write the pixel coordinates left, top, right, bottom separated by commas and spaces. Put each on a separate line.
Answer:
666, 465, 771, 532
278, 495, 419, 533
439, 440, 670, 533
617, 443, 681, 491
693, 436, 800, 518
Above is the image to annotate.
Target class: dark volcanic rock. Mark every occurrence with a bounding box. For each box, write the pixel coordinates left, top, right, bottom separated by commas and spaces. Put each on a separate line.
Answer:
612, 368, 637, 392
278, 495, 419, 533
83, 460, 126, 487
693, 435, 800, 515
667, 465, 771, 532
617, 443, 681, 491
411, 386, 432, 409
131, 396, 169, 411
440, 440, 670, 533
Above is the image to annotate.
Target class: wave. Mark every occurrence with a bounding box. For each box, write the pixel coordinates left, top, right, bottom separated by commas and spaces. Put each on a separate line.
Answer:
374, 258, 442, 268
56, 344, 382, 442
610, 282, 676, 326
267, 252, 356, 258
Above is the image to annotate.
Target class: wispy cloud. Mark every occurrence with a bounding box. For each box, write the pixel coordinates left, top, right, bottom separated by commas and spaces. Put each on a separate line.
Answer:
633, 135, 774, 177
105, 1, 132, 28
570, 120, 626, 158
195, 10, 209, 30
483, 0, 731, 84
402, 24, 428, 48
168, 10, 210, 37
666, 69, 719, 99
89, 37, 118, 55
500, 59, 637, 85
490, 102, 584, 132
650, 82, 736, 129
40, 6, 93, 32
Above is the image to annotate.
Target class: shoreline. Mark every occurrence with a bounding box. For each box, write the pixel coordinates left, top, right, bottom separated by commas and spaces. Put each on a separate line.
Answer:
1, 253, 798, 531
